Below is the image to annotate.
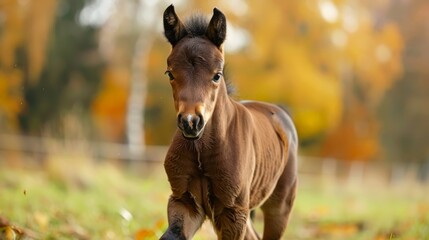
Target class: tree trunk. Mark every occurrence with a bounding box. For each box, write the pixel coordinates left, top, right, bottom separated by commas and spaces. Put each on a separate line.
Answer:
126, 34, 153, 160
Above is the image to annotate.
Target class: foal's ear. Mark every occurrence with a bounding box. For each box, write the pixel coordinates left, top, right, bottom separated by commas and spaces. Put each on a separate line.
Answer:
206, 8, 227, 48
163, 5, 188, 46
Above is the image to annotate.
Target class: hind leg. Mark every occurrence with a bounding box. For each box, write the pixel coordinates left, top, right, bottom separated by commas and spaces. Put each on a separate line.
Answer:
261, 154, 298, 239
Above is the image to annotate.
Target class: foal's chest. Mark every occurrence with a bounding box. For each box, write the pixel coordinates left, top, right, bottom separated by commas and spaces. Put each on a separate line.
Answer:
186, 158, 242, 218
187, 174, 214, 215
165, 136, 253, 218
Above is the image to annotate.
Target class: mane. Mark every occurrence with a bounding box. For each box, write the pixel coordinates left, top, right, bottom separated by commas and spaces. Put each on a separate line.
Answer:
184, 15, 235, 96
223, 65, 236, 96
184, 14, 210, 37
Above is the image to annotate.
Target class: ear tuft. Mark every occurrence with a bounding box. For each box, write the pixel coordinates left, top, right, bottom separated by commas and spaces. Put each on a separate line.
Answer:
206, 8, 227, 47
163, 5, 188, 46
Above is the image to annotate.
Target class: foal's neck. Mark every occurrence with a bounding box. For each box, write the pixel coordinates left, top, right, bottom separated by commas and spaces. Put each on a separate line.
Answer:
203, 85, 236, 144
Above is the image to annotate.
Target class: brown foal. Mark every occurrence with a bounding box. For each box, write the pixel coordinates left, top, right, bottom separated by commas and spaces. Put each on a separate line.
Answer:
160, 5, 298, 240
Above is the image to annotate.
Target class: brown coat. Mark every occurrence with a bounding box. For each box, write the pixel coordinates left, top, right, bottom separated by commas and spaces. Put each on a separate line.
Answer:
160, 5, 298, 240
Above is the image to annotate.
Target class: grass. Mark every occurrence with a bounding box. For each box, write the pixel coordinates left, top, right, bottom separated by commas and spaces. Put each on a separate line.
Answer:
1, 156, 429, 239
284, 179, 429, 240
1, 149, 176, 239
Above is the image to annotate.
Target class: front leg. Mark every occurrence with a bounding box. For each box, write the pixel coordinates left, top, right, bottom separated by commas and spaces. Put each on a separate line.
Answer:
160, 193, 205, 240
213, 205, 250, 240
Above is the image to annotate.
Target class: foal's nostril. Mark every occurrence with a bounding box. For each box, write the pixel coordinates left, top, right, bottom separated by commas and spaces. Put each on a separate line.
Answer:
177, 113, 186, 130
192, 116, 200, 130
196, 114, 204, 130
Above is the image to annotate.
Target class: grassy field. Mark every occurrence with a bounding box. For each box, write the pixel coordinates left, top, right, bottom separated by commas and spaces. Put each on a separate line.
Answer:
1, 156, 429, 239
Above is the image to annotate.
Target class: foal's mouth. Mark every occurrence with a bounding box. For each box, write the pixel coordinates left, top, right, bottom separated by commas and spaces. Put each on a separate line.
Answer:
180, 127, 205, 140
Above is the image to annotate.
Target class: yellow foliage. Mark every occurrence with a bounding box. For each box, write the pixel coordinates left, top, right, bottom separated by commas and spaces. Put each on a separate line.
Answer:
294, 108, 326, 140
0, 70, 23, 127
224, 1, 342, 141
0, 0, 25, 67
0, 0, 57, 128
278, 43, 342, 137
0, 0, 405, 147
0, 0, 56, 80
26, 0, 58, 82
346, 21, 403, 104
227, 0, 403, 145
321, 104, 379, 161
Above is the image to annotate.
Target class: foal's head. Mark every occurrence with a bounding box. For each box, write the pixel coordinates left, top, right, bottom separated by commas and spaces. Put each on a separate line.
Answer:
163, 5, 227, 139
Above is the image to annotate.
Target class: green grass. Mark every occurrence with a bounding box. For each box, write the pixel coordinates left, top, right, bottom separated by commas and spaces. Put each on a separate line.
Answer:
0, 159, 173, 239
1, 160, 429, 239
285, 181, 429, 240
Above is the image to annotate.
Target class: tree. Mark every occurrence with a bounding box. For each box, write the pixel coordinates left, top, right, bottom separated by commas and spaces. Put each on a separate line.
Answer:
0, 0, 57, 131
221, 0, 402, 154
17, 0, 104, 135
90, 0, 166, 159
379, 0, 429, 181
316, 0, 403, 161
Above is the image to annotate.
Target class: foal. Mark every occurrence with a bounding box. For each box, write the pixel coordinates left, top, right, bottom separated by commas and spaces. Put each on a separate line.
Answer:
160, 5, 298, 240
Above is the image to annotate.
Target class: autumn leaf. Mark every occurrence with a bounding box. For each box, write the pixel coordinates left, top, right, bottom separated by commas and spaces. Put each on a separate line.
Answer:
33, 212, 49, 231
303, 220, 365, 239
0, 226, 18, 240
0, 215, 27, 240
134, 228, 156, 240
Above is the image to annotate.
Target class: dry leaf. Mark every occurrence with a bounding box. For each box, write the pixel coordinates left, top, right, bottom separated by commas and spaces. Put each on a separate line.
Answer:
135, 229, 156, 240
33, 212, 49, 230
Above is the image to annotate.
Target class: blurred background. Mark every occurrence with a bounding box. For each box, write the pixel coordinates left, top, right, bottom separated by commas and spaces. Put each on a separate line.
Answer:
1, 0, 429, 239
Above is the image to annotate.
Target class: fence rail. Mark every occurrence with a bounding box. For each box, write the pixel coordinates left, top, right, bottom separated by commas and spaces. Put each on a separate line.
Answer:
0, 134, 167, 162
1, 134, 424, 183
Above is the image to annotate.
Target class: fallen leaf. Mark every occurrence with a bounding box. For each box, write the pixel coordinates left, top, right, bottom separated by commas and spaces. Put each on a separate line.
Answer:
0, 226, 17, 240
0, 215, 39, 239
135, 228, 156, 240
0, 225, 26, 240
374, 231, 401, 240
33, 212, 49, 230
301, 220, 365, 238
318, 222, 364, 236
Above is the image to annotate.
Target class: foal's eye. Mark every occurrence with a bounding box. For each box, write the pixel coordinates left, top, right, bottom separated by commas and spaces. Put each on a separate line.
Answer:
212, 73, 222, 83
165, 71, 175, 81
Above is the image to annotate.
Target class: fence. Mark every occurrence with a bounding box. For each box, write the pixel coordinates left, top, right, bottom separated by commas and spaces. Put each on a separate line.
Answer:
0, 134, 424, 184
0, 134, 167, 162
